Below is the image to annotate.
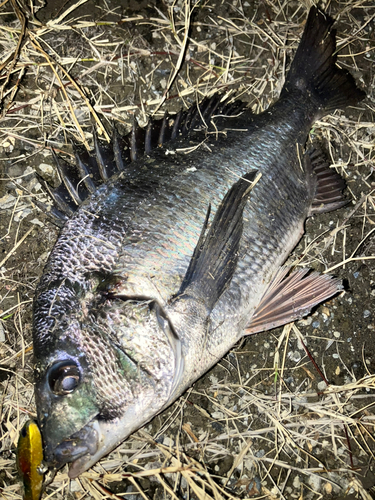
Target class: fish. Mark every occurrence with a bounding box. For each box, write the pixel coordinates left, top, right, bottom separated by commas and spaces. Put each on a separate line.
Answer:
32, 6, 365, 479
17, 420, 45, 500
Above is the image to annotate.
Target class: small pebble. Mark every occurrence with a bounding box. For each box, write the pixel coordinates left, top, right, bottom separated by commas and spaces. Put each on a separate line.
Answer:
30, 218, 44, 227
317, 381, 327, 391
0, 194, 16, 209
290, 351, 301, 363
321, 306, 330, 316
163, 436, 174, 447
324, 483, 333, 495
308, 474, 321, 491
293, 476, 301, 489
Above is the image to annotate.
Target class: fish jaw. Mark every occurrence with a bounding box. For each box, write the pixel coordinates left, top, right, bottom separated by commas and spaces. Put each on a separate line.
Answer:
66, 401, 160, 478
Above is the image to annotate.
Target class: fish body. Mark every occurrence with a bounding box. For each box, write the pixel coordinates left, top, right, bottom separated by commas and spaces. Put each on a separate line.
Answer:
32, 7, 365, 478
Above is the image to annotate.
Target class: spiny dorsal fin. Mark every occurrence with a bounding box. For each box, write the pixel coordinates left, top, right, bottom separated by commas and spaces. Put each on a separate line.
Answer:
245, 267, 342, 335
93, 127, 119, 180
42, 179, 77, 218
44, 94, 248, 226
175, 171, 257, 312
73, 142, 103, 187
29, 194, 69, 227
51, 149, 90, 206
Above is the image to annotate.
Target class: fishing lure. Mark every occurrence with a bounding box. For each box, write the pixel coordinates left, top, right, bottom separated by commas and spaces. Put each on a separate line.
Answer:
17, 420, 45, 500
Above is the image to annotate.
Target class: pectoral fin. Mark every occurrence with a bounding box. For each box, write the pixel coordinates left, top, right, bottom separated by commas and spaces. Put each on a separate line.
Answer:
245, 267, 342, 335
175, 171, 258, 312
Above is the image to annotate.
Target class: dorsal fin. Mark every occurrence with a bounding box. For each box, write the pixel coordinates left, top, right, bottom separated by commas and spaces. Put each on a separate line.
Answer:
52, 149, 90, 206
93, 128, 119, 180
41, 94, 248, 226
73, 143, 102, 192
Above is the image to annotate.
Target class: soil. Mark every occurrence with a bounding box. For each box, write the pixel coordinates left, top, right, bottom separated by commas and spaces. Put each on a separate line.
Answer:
0, 1, 374, 499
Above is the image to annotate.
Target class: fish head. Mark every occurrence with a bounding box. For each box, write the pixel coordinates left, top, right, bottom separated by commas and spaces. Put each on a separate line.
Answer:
33, 280, 182, 478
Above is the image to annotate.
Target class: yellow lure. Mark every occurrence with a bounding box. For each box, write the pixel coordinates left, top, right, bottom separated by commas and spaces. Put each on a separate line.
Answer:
17, 420, 44, 500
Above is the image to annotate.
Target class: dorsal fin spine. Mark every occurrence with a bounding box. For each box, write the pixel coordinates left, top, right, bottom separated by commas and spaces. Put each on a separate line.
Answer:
45, 94, 248, 225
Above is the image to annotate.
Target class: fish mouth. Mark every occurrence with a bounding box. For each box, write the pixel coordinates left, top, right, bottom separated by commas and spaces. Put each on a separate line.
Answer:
65, 419, 107, 478
50, 420, 100, 472
63, 403, 164, 478
49, 405, 141, 478
65, 415, 133, 478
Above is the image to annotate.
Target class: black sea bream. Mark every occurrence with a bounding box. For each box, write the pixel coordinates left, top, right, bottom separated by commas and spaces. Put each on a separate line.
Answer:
32, 7, 365, 477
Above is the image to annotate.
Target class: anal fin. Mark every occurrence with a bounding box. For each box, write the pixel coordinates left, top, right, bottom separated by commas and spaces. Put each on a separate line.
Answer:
245, 267, 342, 335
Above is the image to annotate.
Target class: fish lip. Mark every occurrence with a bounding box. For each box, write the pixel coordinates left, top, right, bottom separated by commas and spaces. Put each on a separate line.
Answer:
49, 420, 100, 470
68, 453, 94, 479
67, 403, 156, 478
67, 417, 124, 478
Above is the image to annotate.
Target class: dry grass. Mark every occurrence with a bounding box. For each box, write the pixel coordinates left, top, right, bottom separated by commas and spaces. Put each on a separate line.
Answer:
0, 0, 374, 499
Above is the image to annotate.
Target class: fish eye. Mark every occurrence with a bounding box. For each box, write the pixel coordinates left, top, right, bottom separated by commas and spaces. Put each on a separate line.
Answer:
48, 361, 81, 396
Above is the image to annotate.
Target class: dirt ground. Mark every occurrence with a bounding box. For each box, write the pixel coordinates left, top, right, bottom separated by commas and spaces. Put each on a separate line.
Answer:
0, 0, 375, 499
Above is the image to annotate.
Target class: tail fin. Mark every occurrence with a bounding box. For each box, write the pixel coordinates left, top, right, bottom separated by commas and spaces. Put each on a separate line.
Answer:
281, 7, 365, 117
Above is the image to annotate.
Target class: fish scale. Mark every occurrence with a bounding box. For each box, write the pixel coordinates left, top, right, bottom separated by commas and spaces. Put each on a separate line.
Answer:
31, 6, 365, 479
